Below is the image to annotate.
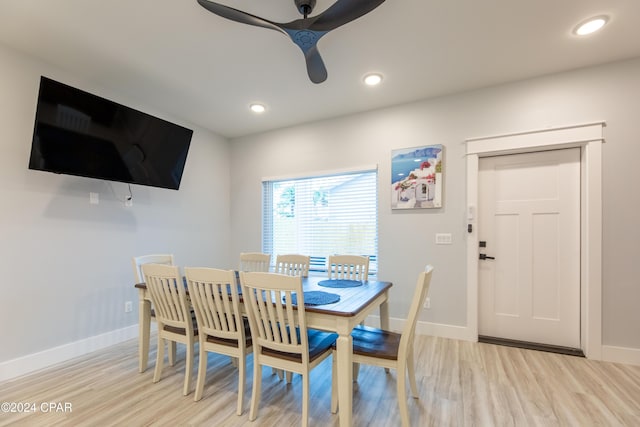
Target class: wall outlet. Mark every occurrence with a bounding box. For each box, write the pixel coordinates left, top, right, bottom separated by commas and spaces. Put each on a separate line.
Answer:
125, 197, 133, 207
423, 297, 431, 309
124, 301, 133, 313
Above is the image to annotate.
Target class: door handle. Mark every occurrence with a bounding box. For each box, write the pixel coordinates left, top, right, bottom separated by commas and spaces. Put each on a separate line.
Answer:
479, 254, 495, 260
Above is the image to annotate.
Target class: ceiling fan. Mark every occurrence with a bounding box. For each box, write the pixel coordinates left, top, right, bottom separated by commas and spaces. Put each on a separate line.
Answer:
197, 0, 386, 84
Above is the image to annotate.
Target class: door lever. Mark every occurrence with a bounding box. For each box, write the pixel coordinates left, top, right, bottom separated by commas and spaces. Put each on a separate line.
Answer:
479, 254, 495, 260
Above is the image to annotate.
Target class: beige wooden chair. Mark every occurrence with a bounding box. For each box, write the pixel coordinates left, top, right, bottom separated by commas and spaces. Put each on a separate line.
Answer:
275, 254, 311, 277
142, 263, 197, 396
240, 271, 337, 427
132, 254, 176, 367
132, 254, 175, 284
239, 252, 271, 272
239, 253, 278, 378
274, 254, 311, 382
185, 267, 252, 414
331, 265, 434, 427
327, 255, 369, 281
327, 255, 370, 378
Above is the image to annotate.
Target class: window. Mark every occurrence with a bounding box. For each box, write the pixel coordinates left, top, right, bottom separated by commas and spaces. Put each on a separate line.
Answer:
263, 168, 378, 275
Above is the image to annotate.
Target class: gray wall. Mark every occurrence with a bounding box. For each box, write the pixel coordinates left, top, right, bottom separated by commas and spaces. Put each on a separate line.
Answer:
0, 44, 232, 363
230, 57, 640, 350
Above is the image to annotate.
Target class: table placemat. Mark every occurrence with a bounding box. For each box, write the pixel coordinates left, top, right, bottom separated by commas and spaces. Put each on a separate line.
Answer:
290, 291, 340, 306
317, 279, 363, 288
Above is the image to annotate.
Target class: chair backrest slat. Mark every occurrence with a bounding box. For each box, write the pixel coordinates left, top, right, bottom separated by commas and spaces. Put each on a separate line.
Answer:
240, 272, 307, 359
327, 255, 369, 281
142, 263, 192, 332
239, 252, 271, 272
275, 254, 311, 278
399, 265, 434, 354
185, 268, 243, 340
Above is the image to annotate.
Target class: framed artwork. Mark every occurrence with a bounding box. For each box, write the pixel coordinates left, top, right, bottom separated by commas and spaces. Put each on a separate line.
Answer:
391, 144, 443, 209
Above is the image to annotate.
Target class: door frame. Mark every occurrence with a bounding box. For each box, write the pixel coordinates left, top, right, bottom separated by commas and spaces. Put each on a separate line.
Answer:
465, 122, 605, 359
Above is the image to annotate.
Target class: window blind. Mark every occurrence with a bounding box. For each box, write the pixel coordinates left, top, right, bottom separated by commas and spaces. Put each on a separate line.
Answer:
263, 168, 378, 274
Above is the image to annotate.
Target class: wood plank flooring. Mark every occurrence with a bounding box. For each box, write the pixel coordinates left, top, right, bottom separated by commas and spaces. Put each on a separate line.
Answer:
1, 335, 639, 426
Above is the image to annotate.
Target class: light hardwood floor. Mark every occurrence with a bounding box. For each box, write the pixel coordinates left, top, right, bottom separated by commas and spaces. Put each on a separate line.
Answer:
1, 335, 639, 426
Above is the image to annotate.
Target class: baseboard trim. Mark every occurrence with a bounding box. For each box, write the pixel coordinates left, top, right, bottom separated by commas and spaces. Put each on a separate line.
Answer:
365, 315, 475, 342
602, 344, 640, 366
366, 316, 640, 367
0, 325, 138, 382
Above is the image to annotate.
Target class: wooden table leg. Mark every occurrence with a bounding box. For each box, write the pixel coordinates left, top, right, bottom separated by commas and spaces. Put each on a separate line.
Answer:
336, 332, 353, 427
379, 299, 390, 330
380, 299, 390, 373
138, 289, 151, 373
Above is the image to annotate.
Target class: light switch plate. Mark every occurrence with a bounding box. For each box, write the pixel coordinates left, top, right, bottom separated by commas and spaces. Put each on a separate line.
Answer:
435, 233, 452, 244
89, 192, 99, 205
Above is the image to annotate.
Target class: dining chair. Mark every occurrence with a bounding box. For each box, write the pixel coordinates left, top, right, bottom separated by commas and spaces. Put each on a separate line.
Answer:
239, 252, 271, 272
142, 263, 197, 396
132, 253, 175, 283
327, 255, 369, 281
132, 254, 177, 367
275, 254, 311, 278
327, 255, 370, 378
185, 267, 252, 414
239, 253, 278, 378
331, 265, 434, 427
240, 271, 337, 427
274, 254, 311, 383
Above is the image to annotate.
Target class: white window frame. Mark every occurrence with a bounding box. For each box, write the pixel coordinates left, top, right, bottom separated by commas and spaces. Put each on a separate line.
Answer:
262, 165, 379, 276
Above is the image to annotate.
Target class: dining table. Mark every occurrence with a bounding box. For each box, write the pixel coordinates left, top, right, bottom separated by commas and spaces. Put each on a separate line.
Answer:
135, 274, 392, 427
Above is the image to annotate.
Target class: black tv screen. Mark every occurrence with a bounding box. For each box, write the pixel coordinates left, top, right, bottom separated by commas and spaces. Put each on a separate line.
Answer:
29, 77, 193, 190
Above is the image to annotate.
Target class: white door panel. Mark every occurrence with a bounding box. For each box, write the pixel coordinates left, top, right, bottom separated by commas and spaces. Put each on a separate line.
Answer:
479, 149, 580, 348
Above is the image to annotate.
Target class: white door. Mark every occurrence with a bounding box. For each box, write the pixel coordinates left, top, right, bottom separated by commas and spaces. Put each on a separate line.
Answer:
478, 148, 580, 348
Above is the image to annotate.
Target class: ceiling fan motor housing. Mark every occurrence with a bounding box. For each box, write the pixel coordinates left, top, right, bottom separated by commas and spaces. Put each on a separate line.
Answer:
295, 0, 316, 15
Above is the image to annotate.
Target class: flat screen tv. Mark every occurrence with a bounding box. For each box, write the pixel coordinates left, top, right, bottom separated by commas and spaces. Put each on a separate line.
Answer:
29, 76, 193, 190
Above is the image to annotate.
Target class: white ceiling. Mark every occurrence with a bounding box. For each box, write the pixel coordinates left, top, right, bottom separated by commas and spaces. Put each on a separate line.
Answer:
1, 0, 640, 139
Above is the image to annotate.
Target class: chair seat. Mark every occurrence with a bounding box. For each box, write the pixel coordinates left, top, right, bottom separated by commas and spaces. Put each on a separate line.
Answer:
350, 325, 400, 360
262, 328, 337, 362
164, 312, 199, 336
205, 317, 253, 348
164, 324, 198, 336
143, 262, 196, 397
331, 266, 434, 427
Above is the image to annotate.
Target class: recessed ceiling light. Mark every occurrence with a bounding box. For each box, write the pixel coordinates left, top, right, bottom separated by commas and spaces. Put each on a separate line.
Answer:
249, 103, 266, 113
363, 73, 383, 86
574, 16, 608, 36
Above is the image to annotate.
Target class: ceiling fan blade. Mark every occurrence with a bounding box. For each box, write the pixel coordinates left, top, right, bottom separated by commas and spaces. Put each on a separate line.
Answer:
309, 0, 386, 31
197, 0, 286, 35
303, 45, 328, 84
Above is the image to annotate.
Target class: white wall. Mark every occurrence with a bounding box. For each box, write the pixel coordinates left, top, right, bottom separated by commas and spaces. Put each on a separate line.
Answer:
0, 44, 232, 369
230, 57, 640, 353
